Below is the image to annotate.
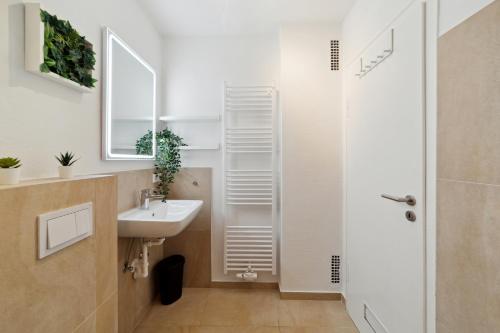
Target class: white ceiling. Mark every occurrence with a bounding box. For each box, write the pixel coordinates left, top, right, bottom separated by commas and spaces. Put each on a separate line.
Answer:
138, 0, 356, 36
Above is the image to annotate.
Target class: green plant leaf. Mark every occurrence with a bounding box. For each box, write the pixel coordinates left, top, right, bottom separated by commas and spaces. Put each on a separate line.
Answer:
0, 157, 22, 169
40, 9, 97, 88
136, 128, 185, 196
40, 63, 50, 73
55, 151, 79, 166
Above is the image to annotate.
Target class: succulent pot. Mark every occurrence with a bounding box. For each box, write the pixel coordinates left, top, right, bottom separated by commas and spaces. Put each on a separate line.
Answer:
58, 166, 74, 179
0, 167, 21, 185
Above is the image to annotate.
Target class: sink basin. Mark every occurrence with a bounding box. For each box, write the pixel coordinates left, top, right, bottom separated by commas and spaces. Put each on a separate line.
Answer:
118, 200, 203, 238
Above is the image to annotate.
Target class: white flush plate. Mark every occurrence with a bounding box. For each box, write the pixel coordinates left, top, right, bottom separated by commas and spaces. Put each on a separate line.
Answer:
38, 202, 93, 259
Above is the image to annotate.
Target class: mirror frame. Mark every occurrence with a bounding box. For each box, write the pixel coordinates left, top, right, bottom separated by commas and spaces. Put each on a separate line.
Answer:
101, 27, 156, 160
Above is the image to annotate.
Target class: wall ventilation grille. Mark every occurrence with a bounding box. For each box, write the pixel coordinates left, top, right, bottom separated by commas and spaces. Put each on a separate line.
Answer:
330, 40, 340, 71
331, 255, 341, 284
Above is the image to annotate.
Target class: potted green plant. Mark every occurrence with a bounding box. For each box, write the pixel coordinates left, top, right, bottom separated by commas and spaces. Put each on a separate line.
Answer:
0, 157, 22, 185
136, 128, 185, 196
55, 152, 79, 179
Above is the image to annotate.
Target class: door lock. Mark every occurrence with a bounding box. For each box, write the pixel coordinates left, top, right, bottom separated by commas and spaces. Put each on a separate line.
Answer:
405, 211, 416, 222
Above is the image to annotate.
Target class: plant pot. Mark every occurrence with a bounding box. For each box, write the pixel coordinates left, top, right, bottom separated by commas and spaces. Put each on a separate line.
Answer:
0, 167, 21, 185
58, 166, 74, 179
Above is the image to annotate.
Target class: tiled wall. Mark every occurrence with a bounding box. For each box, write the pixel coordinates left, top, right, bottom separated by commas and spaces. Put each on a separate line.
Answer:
115, 168, 212, 332
437, 1, 500, 332
0, 176, 118, 333
164, 168, 212, 287
115, 169, 164, 333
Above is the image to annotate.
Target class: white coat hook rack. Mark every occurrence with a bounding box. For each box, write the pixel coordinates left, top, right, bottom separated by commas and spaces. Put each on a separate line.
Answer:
356, 29, 394, 78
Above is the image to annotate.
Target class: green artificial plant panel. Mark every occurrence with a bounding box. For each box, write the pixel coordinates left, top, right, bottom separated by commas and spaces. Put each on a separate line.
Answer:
136, 128, 185, 196
40, 9, 97, 88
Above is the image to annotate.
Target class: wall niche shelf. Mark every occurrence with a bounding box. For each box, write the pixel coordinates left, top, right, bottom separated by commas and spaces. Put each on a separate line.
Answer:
25, 3, 94, 93
159, 115, 221, 122
112, 145, 221, 151
180, 144, 220, 151
113, 117, 154, 122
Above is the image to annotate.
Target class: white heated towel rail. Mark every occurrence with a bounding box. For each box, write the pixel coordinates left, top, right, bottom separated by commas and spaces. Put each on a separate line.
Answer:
223, 83, 278, 277
224, 226, 276, 274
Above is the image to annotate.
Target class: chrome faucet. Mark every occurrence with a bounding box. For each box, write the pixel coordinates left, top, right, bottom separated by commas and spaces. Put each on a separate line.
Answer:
140, 189, 164, 209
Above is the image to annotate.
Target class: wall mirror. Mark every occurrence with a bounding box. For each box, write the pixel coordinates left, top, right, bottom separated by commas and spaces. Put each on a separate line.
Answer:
102, 27, 156, 160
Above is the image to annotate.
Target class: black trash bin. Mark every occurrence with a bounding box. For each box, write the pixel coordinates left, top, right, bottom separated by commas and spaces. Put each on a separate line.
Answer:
156, 255, 185, 305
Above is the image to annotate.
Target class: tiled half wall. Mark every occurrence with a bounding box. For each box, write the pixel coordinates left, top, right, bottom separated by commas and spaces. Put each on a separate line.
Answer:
0, 176, 118, 333
437, 1, 500, 332
115, 168, 212, 333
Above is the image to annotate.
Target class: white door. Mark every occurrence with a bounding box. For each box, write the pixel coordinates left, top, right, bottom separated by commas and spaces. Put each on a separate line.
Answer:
346, 2, 425, 333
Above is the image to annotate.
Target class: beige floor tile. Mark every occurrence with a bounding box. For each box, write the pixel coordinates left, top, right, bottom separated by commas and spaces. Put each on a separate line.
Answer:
191, 326, 280, 333
134, 326, 190, 333
140, 289, 210, 327
135, 327, 279, 333
279, 300, 353, 328
134, 289, 358, 333
279, 327, 358, 333
199, 288, 280, 326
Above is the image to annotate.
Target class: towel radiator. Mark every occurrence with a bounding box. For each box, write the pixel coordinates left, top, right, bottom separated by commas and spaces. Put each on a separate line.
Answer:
223, 83, 278, 276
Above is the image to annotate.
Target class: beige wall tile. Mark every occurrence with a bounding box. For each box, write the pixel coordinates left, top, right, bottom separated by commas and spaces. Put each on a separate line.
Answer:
115, 168, 212, 331
168, 168, 212, 231
95, 176, 118, 305
437, 0, 500, 184
163, 168, 212, 287
164, 230, 211, 287
117, 239, 137, 333
116, 169, 154, 213
73, 313, 97, 333
96, 293, 118, 333
437, 180, 500, 332
140, 288, 210, 327
0, 180, 98, 333
437, 3, 500, 333
117, 236, 162, 333
115, 169, 162, 333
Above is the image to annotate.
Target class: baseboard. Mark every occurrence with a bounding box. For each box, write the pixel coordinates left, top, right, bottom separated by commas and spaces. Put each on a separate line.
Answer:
279, 291, 342, 300
210, 281, 279, 289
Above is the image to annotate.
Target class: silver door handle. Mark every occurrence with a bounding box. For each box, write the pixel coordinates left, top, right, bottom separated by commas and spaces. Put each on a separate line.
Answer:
381, 194, 416, 206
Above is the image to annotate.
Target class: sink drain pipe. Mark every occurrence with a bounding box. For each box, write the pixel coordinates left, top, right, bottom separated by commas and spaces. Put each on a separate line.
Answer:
128, 238, 165, 279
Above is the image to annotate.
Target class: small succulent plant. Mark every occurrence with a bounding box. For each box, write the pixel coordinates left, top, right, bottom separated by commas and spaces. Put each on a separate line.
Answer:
0, 157, 22, 169
55, 152, 79, 166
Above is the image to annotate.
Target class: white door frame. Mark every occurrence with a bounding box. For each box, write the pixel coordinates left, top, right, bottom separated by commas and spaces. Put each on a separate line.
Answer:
424, 1, 438, 332
342, 1, 438, 332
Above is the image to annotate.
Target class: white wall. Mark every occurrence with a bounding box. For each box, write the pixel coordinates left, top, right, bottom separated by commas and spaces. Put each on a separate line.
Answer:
439, 0, 495, 35
342, 0, 496, 63
279, 23, 343, 292
1, 0, 162, 179
341, 0, 493, 331
162, 35, 280, 282
342, 0, 414, 64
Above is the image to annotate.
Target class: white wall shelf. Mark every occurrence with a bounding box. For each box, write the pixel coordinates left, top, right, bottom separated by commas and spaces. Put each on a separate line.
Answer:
180, 144, 220, 151
111, 145, 135, 150
113, 117, 154, 122
25, 3, 94, 93
112, 144, 220, 151
159, 115, 221, 122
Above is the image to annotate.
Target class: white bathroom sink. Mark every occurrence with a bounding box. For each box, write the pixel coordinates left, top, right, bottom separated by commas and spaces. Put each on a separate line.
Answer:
117, 200, 203, 238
